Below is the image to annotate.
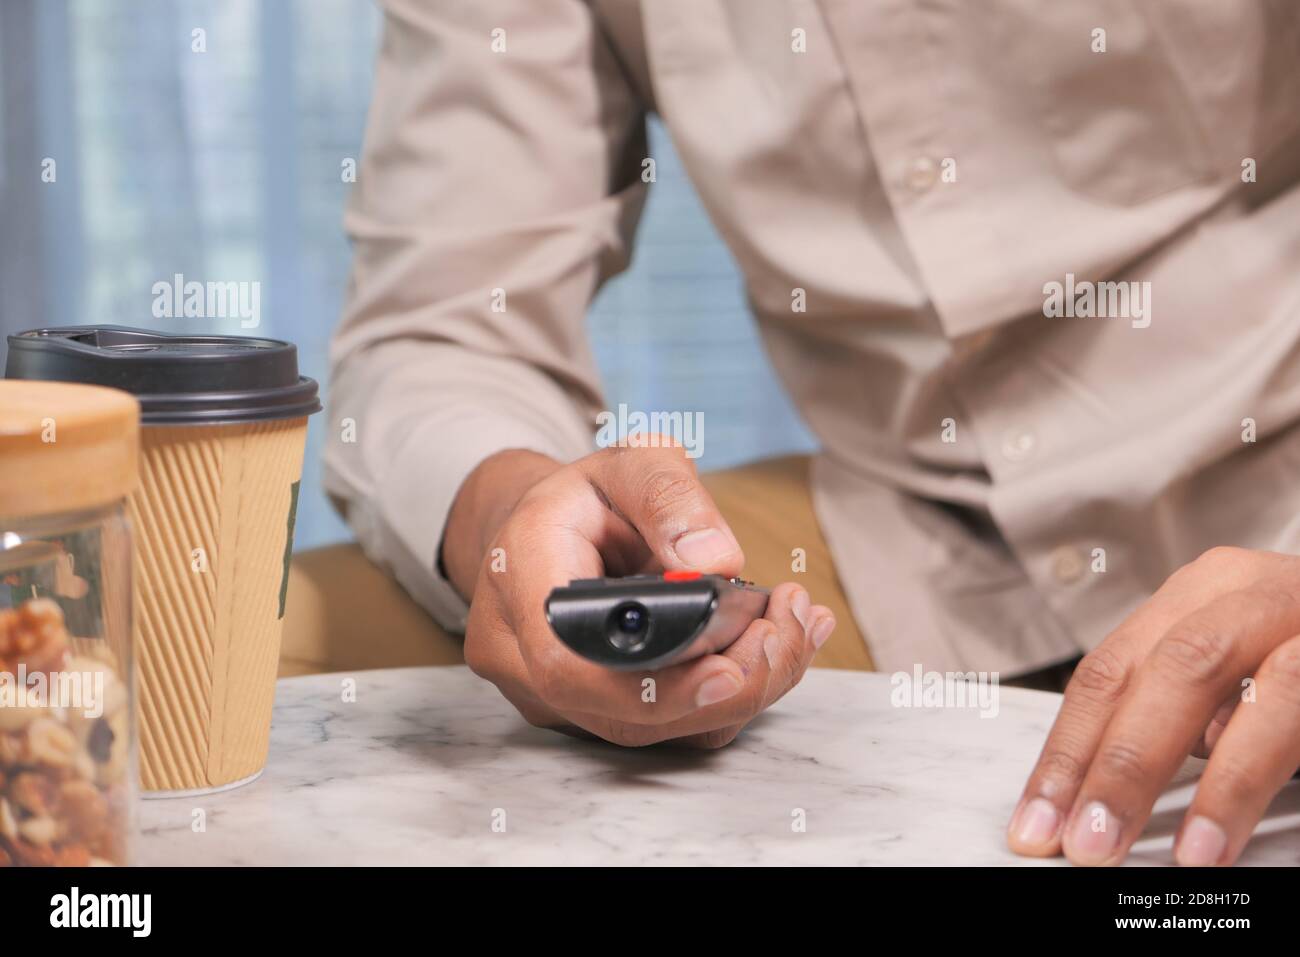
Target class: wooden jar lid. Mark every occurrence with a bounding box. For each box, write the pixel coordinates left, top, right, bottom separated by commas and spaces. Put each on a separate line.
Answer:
0, 380, 139, 518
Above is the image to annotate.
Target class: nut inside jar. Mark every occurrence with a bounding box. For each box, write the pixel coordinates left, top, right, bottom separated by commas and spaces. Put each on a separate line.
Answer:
0, 597, 129, 867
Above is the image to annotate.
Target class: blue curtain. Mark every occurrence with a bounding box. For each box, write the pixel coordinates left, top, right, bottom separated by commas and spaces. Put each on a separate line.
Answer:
0, 0, 815, 551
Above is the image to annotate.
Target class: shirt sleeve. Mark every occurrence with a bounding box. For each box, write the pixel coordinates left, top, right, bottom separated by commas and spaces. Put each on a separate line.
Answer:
324, 0, 649, 632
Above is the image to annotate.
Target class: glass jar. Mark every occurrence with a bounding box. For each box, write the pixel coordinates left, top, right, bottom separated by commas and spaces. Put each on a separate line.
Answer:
0, 380, 139, 867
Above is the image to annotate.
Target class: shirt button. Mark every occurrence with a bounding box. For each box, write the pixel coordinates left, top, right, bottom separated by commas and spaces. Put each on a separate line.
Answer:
1000, 429, 1036, 462
904, 156, 939, 193
1051, 546, 1086, 585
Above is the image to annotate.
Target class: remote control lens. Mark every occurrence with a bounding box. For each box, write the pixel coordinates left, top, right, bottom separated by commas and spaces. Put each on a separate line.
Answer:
617, 605, 646, 634
607, 602, 651, 653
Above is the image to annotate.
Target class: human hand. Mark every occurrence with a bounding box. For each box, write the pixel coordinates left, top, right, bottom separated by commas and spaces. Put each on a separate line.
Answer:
1008, 547, 1300, 866
444, 442, 836, 747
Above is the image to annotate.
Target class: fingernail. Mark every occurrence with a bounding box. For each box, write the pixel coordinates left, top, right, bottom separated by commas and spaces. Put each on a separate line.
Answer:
810, 617, 835, 649
790, 589, 811, 630
1176, 815, 1227, 867
1011, 797, 1060, 848
763, 628, 782, 668
695, 672, 742, 708
1066, 801, 1120, 864
673, 528, 737, 568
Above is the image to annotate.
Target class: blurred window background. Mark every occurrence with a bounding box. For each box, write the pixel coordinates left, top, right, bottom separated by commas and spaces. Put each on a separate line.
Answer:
0, 0, 815, 550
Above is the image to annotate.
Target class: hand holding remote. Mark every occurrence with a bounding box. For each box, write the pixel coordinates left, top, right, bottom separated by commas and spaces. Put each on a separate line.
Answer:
442, 440, 836, 748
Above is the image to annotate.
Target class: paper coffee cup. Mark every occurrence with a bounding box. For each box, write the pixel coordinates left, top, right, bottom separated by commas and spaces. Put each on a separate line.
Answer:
5, 326, 321, 794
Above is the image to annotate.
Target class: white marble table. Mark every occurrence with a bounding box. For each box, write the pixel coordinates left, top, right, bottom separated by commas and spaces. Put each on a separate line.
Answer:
136, 666, 1300, 866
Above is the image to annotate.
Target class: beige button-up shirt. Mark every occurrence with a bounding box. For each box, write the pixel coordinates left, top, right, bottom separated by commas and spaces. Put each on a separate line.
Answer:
326, 0, 1300, 675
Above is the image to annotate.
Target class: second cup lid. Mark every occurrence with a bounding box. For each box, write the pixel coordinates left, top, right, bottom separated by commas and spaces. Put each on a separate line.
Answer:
4, 325, 322, 426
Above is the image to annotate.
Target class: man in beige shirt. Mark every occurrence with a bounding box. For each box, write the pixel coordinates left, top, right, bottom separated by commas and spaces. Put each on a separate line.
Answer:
324, 0, 1300, 866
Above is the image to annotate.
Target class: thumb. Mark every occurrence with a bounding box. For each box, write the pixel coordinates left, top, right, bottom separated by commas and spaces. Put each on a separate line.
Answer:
581, 440, 744, 575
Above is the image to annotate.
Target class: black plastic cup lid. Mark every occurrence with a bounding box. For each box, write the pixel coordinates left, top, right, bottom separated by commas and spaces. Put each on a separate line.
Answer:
4, 325, 321, 425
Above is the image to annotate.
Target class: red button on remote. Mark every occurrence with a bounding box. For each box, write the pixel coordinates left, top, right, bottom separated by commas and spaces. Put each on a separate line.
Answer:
663, 570, 702, 582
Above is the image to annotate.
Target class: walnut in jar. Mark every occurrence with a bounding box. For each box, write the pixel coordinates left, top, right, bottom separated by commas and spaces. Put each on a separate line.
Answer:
0, 598, 70, 678
0, 597, 128, 867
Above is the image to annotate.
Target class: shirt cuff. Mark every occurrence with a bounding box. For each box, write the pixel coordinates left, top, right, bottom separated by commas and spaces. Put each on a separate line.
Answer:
370, 415, 588, 635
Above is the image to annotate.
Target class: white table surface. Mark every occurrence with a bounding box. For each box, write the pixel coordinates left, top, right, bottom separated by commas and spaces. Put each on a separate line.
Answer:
136, 666, 1300, 866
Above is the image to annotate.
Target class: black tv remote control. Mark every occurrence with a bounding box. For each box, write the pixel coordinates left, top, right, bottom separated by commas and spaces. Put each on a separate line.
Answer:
545, 572, 770, 671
